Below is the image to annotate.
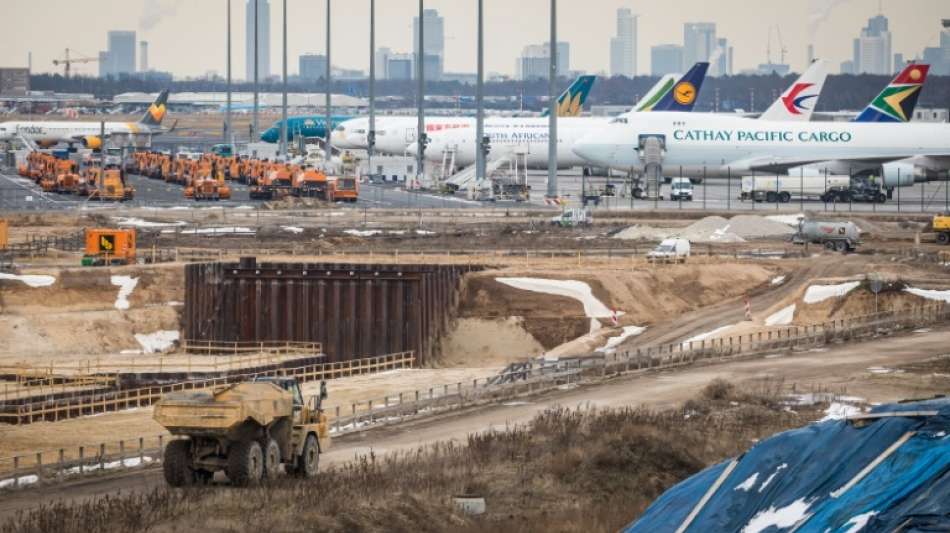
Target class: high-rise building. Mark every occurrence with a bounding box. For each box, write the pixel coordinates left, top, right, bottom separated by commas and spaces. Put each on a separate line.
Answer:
413, 9, 444, 80
893, 53, 905, 72
711, 37, 733, 76
610, 8, 637, 78
245, 0, 271, 82
853, 14, 891, 74
684, 23, 716, 69
139, 41, 148, 72
299, 54, 328, 81
106, 31, 136, 76
517, 42, 570, 80
375, 47, 392, 80
387, 54, 414, 81
651, 44, 684, 76
98, 51, 111, 78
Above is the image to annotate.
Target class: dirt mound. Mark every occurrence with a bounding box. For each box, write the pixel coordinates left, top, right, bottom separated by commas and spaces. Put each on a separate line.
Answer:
439, 317, 546, 366
614, 215, 796, 243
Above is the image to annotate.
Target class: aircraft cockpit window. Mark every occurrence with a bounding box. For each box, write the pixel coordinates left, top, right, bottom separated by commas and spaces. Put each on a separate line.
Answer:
334, 125, 346, 132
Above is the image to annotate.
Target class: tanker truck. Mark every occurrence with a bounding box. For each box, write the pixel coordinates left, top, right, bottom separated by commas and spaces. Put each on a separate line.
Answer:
791, 220, 862, 253
153, 377, 330, 486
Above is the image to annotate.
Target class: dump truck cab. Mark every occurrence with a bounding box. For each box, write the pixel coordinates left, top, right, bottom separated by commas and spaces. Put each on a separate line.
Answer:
154, 378, 330, 486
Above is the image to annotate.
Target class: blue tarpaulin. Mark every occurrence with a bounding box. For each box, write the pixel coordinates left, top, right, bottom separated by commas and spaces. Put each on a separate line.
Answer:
625, 398, 950, 533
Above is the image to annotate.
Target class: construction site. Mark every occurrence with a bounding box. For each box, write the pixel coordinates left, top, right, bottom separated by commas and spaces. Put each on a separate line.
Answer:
0, 200, 948, 531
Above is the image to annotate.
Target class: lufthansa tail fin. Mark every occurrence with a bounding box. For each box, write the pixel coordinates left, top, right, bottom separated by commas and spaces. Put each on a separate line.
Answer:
651, 62, 709, 112
632, 74, 678, 112
138, 90, 170, 127
853, 64, 929, 123
759, 59, 828, 122
542, 75, 597, 117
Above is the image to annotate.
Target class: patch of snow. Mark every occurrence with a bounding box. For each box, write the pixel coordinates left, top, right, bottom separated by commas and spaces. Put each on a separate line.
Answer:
735, 472, 759, 492
766, 213, 805, 226
388, 230, 406, 235
344, 229, 382, 237
589, 318, 602, 335
495, 278, 619, 318
0, 273, 56, 288
134, 330, 179, 354
771, 276, 786, 286
0, 474, 39, 489
821, 402, 863, 421
867, 367, 901, 375
161, 227, 256, 235
742, 497, 813, 533
904, 287, 950, 303
758, 463, 788, 492
765, 304, 796, 326
282, 226, 304, 234
596, 326, 647, 354
62, 456, 154, 476
110, 275, 139, 310
914, 328, 932, 334
112, 217, 185, 228
234, 205, 254, 210
803, 281, 860, 304
502, 401, 531, 407
841, 511, 878, 533
682, 324, 736, 345
167, 301, 184, 307
415, 229, 436, 235
120, 349, 143, 355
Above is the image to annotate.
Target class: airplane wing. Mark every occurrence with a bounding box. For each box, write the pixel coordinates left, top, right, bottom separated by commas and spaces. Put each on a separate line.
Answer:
725, 152, 950, 174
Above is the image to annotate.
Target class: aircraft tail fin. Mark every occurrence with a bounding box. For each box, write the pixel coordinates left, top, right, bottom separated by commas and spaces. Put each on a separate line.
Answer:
542, 75, 597, 117
759, 59, 828, 121
853, 63, 929, 123
651, 62, 709, 112
632, 74, 678, 112
138, 90, 170, 127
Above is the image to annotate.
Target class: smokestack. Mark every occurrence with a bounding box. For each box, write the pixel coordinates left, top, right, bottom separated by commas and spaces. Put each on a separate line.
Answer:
139, 41, 149, 72
807, 44, 814, 66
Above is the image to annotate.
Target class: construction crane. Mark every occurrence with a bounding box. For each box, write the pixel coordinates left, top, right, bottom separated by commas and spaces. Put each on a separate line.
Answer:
52, 49, 98, 78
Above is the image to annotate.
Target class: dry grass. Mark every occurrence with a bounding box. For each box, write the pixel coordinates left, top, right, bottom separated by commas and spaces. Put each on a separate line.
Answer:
2, 380, 819, 533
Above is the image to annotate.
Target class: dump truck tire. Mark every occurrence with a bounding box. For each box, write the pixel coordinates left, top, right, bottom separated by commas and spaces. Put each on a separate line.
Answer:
938, 232, 950, 245
163, 439, 194, 487
294, 434, 320, 478
227, 440, 263, 486
261, 438, 282, 480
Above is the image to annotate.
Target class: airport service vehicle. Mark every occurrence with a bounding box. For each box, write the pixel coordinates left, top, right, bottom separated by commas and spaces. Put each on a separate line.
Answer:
153, 377, 330, 487
668, 177, 694, 201
550, 208, 592, 228
0, 219, 7, 249
88, 167, 134, 201
824, 180, 887, 204
741, 175, 853, 203
0, 91, 170, 149
82, 228, 136, 266
792, 220, 861, 253
648, 238, 691, 263
933, 215, 950, 245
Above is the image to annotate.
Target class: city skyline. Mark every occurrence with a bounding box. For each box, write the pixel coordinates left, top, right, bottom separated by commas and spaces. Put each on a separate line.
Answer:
1, 0, 947, 80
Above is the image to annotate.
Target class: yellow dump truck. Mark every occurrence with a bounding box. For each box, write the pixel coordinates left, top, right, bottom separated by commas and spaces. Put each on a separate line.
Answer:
153, 377, 330, 486
935, 215, 950, 245
0, 219, 7, 250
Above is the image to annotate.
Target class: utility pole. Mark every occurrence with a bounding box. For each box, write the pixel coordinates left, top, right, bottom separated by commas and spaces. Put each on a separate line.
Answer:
416, 0, 426, 185
475, 0, 485, 183
225, 0, 232, 147
252, 0, 259, 144
368, 0, 376, 176
280, 0, 288, 157
325, 0, 332, 161
546, 0, 558, 199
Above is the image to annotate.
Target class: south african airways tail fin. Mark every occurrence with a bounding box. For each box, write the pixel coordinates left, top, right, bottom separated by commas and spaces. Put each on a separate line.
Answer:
650, 62, 709, 112
853, 63, 930, 123
759, 59, 828, 122
542, 75, 597, 117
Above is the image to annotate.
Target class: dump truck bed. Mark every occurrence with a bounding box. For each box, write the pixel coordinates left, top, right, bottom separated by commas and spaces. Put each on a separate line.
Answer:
154, 382, 293, 437
934, 215, 950, 232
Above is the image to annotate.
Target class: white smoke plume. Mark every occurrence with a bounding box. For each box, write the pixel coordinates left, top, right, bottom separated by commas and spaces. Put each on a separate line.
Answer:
139, 0, 181, 32
808, 0, 852, 40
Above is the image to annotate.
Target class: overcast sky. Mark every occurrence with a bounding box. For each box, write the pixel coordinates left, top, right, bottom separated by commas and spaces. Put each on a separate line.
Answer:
1, 0, 946, 79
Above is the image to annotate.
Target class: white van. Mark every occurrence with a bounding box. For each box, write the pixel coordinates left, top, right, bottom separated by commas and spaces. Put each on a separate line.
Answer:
669, 177, 694, 201
648, 238, 691, 263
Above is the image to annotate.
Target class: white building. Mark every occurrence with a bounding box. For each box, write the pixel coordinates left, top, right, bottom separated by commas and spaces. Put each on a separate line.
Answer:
610, 8, 637, 78
853, 14, 891, 75
517, 42, 570, 80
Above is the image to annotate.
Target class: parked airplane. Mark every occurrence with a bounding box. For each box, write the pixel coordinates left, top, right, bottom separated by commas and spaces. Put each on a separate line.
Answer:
330, 74, 601, 155
259, 115, 352, 144
0, 90, 170, 149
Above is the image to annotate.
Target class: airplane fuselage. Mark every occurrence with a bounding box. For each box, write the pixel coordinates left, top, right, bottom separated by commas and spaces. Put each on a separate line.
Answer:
0, 120, 156, 145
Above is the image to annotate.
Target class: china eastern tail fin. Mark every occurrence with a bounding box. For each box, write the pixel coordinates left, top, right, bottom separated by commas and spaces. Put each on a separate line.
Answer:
759, 59, 828, 122
853, 64, 929, 123
632, 74, 678, 112
542, 75, 597, 117
138, 90, 170, 127
651, 62, 709, 112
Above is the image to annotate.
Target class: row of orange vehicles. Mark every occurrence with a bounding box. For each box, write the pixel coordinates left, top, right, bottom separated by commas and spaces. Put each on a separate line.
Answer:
17, 152, 134, 201
129, 151, 359, 203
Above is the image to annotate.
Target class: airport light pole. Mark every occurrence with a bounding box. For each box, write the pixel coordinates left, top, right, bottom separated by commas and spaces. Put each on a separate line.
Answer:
546, 0, 558, 200
225, 0, 232, 147
252, 0, 259, 145
324, 0, 333, 161
416, 0, 426, 184
368, 0, 376, 176
475, 0, 484, 184
280, 0, 288, 156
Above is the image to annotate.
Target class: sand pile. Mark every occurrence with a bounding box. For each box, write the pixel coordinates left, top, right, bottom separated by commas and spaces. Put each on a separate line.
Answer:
613, 215, 797, 243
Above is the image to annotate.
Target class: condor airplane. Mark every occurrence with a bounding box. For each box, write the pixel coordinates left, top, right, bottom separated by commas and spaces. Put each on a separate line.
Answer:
331, 74, 598, 155
0, 90, 170, 150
